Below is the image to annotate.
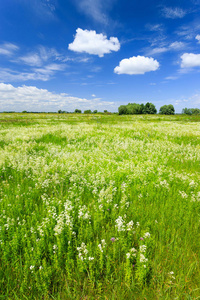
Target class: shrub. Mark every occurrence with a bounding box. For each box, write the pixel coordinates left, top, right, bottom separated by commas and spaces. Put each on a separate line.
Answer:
75, 109, 81, 113
159, 104, 175, 115
118, 105, 128, 115
84, 110, 92, 114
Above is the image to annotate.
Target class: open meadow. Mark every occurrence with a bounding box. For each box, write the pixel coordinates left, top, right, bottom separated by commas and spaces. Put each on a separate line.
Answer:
0, 113, 200, 299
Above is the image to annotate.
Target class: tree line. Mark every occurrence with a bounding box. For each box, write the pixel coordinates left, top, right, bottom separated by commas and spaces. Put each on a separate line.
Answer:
118, 103, 175, 115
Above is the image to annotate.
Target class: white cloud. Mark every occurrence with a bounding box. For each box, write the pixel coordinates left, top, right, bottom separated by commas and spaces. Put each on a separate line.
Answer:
195, 34, 200, 43
0, 63, 66, 82
0, 83, 115, 112
72, 0, 115, 24
148, 47, 168, 55
114, 56, 159, 75
19, 54, 43, 67
0, 43, 19, 56
68, 28, 120, 57
17, 46, 62, 67
181, 53, 200, 68
169, 41, 185, 50
147, 41, 186, 56
161, 7, 187, 19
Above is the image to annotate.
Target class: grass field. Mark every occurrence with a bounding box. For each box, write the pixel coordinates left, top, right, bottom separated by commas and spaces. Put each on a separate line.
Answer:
0, 113, 200, 299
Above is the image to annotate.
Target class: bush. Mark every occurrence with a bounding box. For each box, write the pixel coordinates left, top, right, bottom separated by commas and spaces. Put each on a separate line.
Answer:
182, 108, 200, 115
118, 105, 128, 115
143, 102, 157, 114
75, 109, 81, 113
84, 110, 92, 114
159, 104, 175, 115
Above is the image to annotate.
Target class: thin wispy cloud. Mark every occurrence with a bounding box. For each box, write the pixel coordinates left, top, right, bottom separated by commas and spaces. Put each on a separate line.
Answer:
72, 0, 116, 24
146, 41, 186, 56
161, 6, 187, 19
18, 0, 57, 20
0, 43, 19, 56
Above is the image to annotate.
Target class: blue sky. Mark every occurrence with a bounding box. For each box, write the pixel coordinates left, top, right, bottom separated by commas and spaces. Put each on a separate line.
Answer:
1, 0, 200, 112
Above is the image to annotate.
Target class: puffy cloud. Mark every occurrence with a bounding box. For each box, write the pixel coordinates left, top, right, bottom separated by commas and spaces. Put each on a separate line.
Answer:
114, 56, 159, 75
161, 7, 187, 19
195, 34, 200, 43
0, 83, 115, 112
181, 53, 200, 68
68, 28, 120, 57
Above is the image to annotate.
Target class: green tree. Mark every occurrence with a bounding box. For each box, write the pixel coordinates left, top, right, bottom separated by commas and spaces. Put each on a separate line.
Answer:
143, 102, 157, 114
75, 109, 81, 113
84, 109, 92, 114
159, 104, 175, 115
118, 105, 128, 115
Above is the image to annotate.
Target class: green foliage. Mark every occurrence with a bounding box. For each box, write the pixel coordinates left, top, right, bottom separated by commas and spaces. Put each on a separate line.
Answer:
74, 109, 82, 113
93, 110, 98, 114
118, 105, 128, 115
182, 107, 200, 115
118, 102, 157, 115
84, 109, 92, 114
143, 102, 157, 114
159, 104, 175, 115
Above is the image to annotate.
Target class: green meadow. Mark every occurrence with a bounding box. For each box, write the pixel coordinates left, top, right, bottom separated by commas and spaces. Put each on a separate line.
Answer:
0, 113, 200, 299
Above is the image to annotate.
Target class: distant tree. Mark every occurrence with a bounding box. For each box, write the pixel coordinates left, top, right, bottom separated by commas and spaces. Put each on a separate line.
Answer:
126, 103, 143, 114
191, 108, 200, 115
22, 110, 27, 113
75, 109, 81, 113
93, 110, 98, 113
104, 110, 108, 113
118, 105, 128, 115
84, 109, 92, 114
159, 104, 175, 115
143, 102, 157, 114
182, 108, 200, 115
58, 110, 66, 114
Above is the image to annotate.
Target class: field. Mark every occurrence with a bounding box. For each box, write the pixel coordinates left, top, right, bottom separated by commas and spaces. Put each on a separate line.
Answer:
0, 113, 200, 299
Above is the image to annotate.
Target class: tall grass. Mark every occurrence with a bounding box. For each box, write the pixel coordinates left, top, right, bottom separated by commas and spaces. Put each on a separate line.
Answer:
0, 113, 200, 299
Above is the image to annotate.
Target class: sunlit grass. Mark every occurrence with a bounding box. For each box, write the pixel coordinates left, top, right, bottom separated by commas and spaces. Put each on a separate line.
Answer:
0, 113, 200, 299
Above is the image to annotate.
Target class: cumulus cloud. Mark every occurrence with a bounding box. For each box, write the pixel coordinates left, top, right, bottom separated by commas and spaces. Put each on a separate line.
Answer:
181, 53, 200, 68
0, 43, 19, 56
114, 56, 159, 75
68, 28, 120, 57
161, 7, 187, 19
195, 34, 200, 43
0, 83, 115, 112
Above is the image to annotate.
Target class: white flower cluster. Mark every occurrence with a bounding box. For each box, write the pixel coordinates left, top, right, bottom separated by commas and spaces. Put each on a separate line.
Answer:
98, 239, 106, 253
143, 232, 150, 238
115, 216, 125, 232
77, 242, 94, 261
126, 220, 134, 231
78, 205, 90, 220
54, 200, 73, 235
126, 247, 137, 259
